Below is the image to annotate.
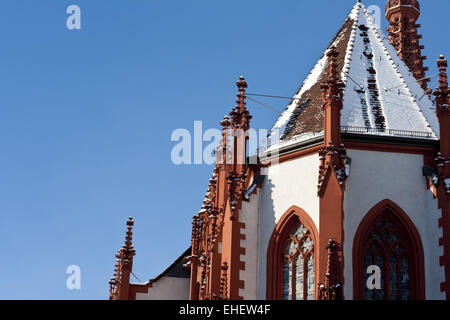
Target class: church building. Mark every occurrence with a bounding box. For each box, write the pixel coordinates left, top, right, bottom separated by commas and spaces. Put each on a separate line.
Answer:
108, 0, 450, 300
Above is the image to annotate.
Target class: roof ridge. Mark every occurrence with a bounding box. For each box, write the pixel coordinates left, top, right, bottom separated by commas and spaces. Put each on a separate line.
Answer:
268, 4, 360, 141
300, 2, 362, 99
340, 4, 360, 94
360, 4, 438, 137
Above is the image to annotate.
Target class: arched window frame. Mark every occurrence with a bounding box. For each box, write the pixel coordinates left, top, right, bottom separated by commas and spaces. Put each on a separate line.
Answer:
267, 206, 319, 300
352, 199, 426, 300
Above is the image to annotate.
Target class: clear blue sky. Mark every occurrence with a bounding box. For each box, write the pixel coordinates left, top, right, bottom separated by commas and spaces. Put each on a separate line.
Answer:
0, 0, 448, 300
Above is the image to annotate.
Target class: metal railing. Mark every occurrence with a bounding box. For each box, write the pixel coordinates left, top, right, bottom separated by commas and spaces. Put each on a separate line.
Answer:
341, 125, 434, 139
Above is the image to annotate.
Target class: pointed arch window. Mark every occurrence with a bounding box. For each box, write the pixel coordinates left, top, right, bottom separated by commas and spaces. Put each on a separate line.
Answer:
363, 214, 411, 300
267, 206, 318, 300
283, 223, 315, 300
353, 200, 425, 300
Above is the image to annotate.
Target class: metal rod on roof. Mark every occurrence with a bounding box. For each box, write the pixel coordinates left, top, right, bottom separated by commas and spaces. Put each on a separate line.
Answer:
131, 271, 143, 283
245, 93, 302, 101
246, 96, 282, 115
342, 71, 364, 90
384, 73, 439, 91
419, 78, 439, 101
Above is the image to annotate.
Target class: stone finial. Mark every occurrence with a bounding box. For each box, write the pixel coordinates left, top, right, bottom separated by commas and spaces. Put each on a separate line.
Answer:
230, 76, 252, 130
109, 217, 136, 300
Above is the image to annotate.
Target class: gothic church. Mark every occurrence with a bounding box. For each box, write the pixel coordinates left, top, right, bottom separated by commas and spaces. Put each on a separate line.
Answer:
108, 0, 450, 300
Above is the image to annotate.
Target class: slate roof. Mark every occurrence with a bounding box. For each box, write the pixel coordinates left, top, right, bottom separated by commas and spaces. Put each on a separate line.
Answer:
266, 2, 439, 153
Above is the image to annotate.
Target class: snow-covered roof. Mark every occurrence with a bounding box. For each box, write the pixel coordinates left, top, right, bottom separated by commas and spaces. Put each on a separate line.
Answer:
265, 2, 439, 153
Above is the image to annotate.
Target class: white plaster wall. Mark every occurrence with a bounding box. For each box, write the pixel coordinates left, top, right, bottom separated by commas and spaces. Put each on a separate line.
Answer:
135, 276, 190, 300
424, 190, 444, 299
343, 149, 445, 300
238, 189, 260, 299
257, 154, 320, 299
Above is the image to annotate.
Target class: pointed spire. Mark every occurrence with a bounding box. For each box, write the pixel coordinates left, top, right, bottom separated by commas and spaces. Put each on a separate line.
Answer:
435, 55, 449, 112
109, 217, 136, 300
230, 76, 252, 131
319, 239, 343, 300
385, 0, 429, 90
236, 76, 247, 110
322, 46, 345, 106
124, 216, 135, 252
433, 55, 450, 175
228, 76, 252, 169
325, 239, 339, 288
326, 46, 340, 84
220, 115, 231, 130
321, 46, 345, 146
216, 115, 231, 166
318, 47, 348, 194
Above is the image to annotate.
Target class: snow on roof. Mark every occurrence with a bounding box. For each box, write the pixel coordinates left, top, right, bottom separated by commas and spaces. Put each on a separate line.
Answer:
341, 4, 438, 138
264, 2, 439, 153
